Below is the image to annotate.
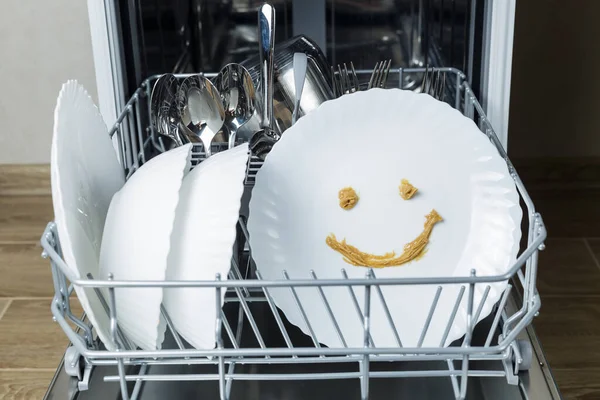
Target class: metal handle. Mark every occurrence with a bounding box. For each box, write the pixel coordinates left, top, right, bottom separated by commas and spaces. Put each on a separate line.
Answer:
259, 3, 275, 129
292, 52, 308, 125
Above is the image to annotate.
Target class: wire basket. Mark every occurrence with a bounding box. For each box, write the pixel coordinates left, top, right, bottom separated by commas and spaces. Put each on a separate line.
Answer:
41, 67, 546, 400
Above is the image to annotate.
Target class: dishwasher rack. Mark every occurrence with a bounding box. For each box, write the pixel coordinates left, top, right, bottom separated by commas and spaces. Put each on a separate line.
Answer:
41, 68, 547, 400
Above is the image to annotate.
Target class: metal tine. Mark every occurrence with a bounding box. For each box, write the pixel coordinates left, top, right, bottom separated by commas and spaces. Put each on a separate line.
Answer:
446, 359, 461, 399
331, 65, 338, 97
230, 257, 249, 298
349, 61, 359, 93
343, 63, 350, 94
160, 304, 186, 350
255, 270, 295, 351
437, 70, 447, 101
310, 270, 348, 348
341, 269, 375, 347
367, 61, 381, 90
439, 286, 466, 347
485, 285, 512, 347
220, 309, 239, 349
283, 270, 321, 349
369, 270, 402, 347
428, 69, 437, 97
337, 64, 346, 94
214, 274, 226, 400
422, 65, 430, 95
230, 280, 267, 350
417, 286, 443, 347
372, 61, 383, 89
472, 286, 492, 326
87, 273, 133, 350
378, 59, 392, 88
434, 70, 443, 99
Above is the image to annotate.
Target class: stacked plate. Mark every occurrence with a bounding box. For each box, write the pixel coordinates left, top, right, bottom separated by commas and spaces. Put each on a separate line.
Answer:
51, 81, 249, 351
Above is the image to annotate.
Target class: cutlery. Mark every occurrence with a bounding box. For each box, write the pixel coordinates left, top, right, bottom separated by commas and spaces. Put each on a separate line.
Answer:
212, 63, 256, 148
249, 3, 277, 160
177, 75, 226, 157
367, 59, 392, 90
333, 62, 359, 96
151, 74, 184, 146
292, 52, 307, 125
422, 66, 446, 101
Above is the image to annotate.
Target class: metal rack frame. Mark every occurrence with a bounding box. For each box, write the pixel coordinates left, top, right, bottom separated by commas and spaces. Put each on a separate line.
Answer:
40, 67, 546, 400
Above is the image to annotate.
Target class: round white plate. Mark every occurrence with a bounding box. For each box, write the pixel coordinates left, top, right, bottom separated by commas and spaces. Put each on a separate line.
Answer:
99, 144, 193, 350
164, 143, 249, 349
247, 88, 522, 348
51, 80, 125, 351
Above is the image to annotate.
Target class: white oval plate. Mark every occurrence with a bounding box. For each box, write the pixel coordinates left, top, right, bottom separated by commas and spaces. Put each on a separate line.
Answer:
248, 89, 522, 348
99, 144, 193, 350
51, 80, 125, 351
164, 143, 249, 349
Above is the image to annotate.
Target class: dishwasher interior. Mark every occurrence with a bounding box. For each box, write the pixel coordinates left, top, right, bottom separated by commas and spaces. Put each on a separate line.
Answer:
43, 1, 562, 399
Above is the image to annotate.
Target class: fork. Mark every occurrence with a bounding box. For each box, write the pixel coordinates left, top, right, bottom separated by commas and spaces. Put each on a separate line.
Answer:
421, 66, 446, 101
332, 62, 359, 97
367, 59, 392, 89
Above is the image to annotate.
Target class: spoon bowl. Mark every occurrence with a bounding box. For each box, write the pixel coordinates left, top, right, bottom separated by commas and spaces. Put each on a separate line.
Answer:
151, 73, 184, 147
177, 75, 226, 157
213, 63, 256, 148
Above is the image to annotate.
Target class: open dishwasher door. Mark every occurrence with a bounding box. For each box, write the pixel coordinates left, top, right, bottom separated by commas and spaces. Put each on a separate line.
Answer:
42, 1, 562, 399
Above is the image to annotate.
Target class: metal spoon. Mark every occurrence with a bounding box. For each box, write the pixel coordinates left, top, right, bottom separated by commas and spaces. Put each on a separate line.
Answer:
177, 74, 225, 157
292, 52, 308, 125
212, 63, 256, 149
249, 3, 277, 160
150, 73, 184, 146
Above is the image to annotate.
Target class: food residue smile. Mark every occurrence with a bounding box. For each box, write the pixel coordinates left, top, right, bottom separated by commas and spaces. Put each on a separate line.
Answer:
326, 209, 443, 268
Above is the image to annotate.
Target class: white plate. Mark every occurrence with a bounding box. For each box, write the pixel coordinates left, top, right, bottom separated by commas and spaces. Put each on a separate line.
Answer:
164, 143, 249, 349
51, 80, 125, 351
99, 144, 193, 350
248, 89, 522, 348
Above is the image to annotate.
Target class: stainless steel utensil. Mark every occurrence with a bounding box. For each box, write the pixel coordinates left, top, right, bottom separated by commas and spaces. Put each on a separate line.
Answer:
368, 59, 392, 89
291, 52, 307, 125
249, 4, 277, 159
239, 34, 334, 139
212, 63, 256, 149
422, 66, 446, 101
151, 73, 184, 146
177, 75, 226, 156
333, 62, 359, 96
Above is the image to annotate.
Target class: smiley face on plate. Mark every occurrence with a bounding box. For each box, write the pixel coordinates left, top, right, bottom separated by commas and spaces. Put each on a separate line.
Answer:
327, 180, 443, 268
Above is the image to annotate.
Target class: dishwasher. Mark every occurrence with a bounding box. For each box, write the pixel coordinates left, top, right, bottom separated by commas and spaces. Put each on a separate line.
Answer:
42, 1, 561, 399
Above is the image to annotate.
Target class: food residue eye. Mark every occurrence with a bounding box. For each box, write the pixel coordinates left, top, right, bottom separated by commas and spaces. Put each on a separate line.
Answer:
338, 187, 359, 210
399, 179, 418, 200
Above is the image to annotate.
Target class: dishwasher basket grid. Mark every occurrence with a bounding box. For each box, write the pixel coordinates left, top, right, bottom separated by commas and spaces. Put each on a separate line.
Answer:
41, 68, 546, 400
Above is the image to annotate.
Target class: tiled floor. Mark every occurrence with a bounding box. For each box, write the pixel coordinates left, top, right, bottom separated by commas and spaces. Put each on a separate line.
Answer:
1, 167, 600, 399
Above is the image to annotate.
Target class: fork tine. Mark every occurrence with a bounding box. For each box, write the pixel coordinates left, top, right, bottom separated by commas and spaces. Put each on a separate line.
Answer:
337, 64, 344, 94
331, 65, 337, 97
422, 65, 430, 94
343, 63, 350, 93
368, 61, 380, 90
379, 59, 392, 89
350, 61, 359, 92
431, 69, 439, 97
375, 61, 385, 88
437, 71, 446, 101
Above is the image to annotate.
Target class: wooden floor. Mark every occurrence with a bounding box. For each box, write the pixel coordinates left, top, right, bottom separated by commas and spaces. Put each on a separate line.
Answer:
1, 165, 600, 399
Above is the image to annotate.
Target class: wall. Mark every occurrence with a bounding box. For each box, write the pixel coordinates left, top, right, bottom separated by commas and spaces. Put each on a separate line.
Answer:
0, 0, 97, 164
508, 0, 600, 159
